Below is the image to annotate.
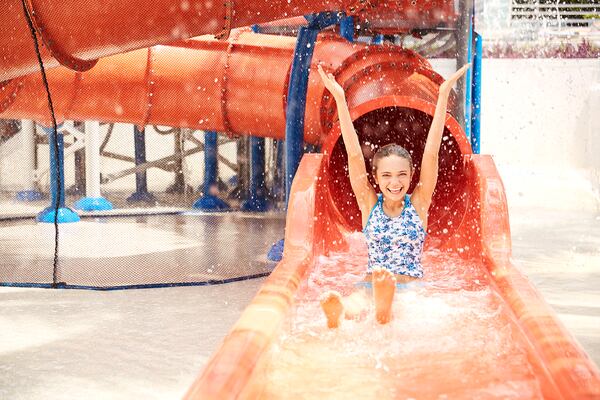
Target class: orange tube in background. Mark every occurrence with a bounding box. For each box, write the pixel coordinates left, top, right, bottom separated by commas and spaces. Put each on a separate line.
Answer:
1, 0, 381, 82
0, 0, 457, 83
0, 31, 467, 152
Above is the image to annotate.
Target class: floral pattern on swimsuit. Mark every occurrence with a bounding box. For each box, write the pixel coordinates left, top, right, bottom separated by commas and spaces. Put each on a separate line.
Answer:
362, 194, 426, 278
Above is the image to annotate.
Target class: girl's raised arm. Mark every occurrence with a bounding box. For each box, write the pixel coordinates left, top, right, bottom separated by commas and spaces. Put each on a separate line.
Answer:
412, 64, 470, 214
317, 65, 377, 220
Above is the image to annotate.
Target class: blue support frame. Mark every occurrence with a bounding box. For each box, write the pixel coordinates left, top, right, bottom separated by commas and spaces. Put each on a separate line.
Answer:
241, 136, 269, 211
284, 11, 345, 205
127, 126, 156, 204
471, 32, 482, 154
464, 16, 474, 142
37, 126, 80, 223
193, 131, 230, 211
269, 11, 347, 262
339, 16, 354, 42
464, 5, 482, 155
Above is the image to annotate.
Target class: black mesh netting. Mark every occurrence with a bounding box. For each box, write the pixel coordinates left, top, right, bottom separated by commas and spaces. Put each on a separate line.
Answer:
0, 211, 284, 290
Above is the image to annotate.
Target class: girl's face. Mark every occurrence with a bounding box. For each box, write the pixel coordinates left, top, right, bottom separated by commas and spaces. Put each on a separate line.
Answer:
374, 155, 413, 201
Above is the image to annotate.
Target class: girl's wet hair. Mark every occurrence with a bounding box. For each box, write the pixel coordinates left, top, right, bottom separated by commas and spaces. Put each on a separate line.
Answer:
371, 143, 413, 174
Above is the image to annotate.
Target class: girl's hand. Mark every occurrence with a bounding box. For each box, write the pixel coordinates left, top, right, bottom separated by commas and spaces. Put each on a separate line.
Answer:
439, 63, 470, 94
317, 64, 345, 100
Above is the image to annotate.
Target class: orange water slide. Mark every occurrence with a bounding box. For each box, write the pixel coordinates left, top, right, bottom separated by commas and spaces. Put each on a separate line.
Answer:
188, 145, 600, 399
0, 30, 457, 149
3, 24, 600, 399
0, 0, 456, 83
2, 10, 599, 397
0, 0, 375, 82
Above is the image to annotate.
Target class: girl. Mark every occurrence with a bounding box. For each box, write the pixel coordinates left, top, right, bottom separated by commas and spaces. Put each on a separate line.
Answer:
317, 63, 469, 328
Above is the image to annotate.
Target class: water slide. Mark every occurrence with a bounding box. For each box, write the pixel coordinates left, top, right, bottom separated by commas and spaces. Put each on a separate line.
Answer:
2, 3, 600, 399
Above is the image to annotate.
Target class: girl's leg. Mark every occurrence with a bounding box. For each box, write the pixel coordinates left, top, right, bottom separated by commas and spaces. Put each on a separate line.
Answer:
372, 268, 396, 324
320, 291, 345, 329
320, 287, 370, 329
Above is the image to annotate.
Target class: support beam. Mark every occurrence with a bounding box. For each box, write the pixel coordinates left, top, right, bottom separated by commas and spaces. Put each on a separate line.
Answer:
193, 131, 230, 211
74, 121, 113, 211
285, 11, 344, 205
241, 136, 268, 211
16, 120, 43, 201
272, 11, 345, 261
471, 32, 482, 154
126, 126, 156, 204
37, 125, 80, 223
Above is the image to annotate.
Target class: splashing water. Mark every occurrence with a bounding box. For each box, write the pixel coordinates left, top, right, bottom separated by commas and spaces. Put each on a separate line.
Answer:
256, 233, 546, 399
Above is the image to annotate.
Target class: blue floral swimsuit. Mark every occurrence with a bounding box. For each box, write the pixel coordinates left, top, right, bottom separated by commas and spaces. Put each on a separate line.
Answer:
362, 194, 426, 279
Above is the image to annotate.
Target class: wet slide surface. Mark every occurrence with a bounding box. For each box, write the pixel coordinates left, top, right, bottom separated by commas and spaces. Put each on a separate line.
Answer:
258, 238, 546, 399
191, 154, 600, 399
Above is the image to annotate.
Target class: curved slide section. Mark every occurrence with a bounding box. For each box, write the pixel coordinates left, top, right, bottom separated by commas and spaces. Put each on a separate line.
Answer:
1, 0, 373, 82
175, 44, 599, 397
0, 31, 462, 151
188, 153, 600, 399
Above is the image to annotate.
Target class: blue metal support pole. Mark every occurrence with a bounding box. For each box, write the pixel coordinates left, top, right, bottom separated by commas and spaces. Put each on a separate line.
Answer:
193, 131, 230, 210
339, 16, 354, 42
37, 125, 80, 223
471, 32, 482, 154
127, 126, 156, 203
241, 136, 269, 211
204, 131, 217, 194
373, 34, 385, 45
285, 26, 319, 205
285, 12, 344, 206
464, 10, 475, 142
270, 12, 344, 261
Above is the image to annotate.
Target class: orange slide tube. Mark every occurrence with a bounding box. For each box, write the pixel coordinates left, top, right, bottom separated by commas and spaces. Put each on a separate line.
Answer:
1, 0, 457, 83
1, 0, 377, 82
1, 31, 463, 150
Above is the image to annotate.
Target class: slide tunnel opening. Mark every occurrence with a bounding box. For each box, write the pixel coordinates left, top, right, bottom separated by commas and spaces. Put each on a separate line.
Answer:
324, 106, 470, 243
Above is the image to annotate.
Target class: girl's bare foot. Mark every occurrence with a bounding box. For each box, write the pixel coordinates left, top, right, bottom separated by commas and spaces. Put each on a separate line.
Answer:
320, 291, 344, 329
372, 268, 396, 324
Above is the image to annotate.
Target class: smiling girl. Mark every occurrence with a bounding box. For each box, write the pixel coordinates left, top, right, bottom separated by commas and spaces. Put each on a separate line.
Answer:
317, 63, 469, 328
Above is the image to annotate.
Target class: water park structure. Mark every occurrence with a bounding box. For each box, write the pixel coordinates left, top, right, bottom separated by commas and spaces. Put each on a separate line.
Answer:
1, 0, 599, 399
